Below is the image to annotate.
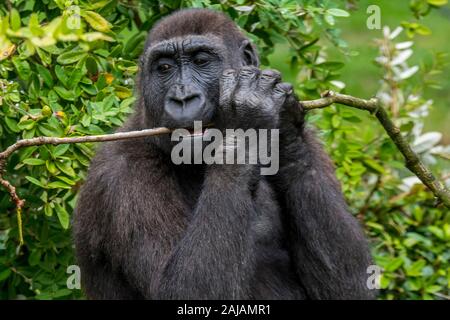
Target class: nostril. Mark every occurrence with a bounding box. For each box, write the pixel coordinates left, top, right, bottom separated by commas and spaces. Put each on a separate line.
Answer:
184, 94, 200, 104
169, 97, 184, 108
169, 94, 201, 108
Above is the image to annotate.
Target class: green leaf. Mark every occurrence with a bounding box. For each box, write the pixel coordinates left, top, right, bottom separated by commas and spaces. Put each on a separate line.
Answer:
114, 86, 132, 99
54, 86, 76, 101
56, 175, 76, 186
4, 117, 20, 133
427, 0, 448, 6
28, 250, 41, 266
85, 56, 99, 74
55, 204, 70, 229
76, 143, 95, 158
344, 116, 362, 123
17, 119, 36, 130
380, 274, 390, 289
347, 162, 366, 176
55, 65, 68, 87
123, 33, 146, 57
385, 257, 403, 272
324, 14, 335, 26
331, 115, 341, 128
10, 9, 21, 31
68, 68, 85, 87
36, 64, 54, 87
425, 285, 442, 293
19, 146, 38, 162
82, 10, 111, 32
21, 40, 36, 58
120, 97, 136, 112
405, 232, 433, 247
53, 144, 70, 157
52, 288, 73, 298
428, 226, 444, 240
416, 25, 432, 36
9, 92, 20, 102
23, 128, 36, 140
327, 8, 350, 17
80, 83, 98, 95
80, 32, 114, 42
47, 181, 72, 189
317, 61, 345, 71
12, 57, 31, 81
38, 123, 63, 137
25, 176, 46, 188
56, 51, 87, 65
35, 293, 53, 300
81, 113, 91, 127
44, 203, 53, 217
23, 158, 45, 166
0, 269, 12, 281
84, 0, 111, 10
28, 13, 42, 36
55, 161, 76, 177
36, 47, 52, 66
405, 260, 426, 277
234, 5, 255, 12
444, 224, 450, 240
405, 278, 421, 291
363, 159, 385, 174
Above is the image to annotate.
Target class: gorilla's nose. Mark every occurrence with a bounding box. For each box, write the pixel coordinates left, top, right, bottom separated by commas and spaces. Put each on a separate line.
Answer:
168, 93, 202, 110
164, 86, 206, 122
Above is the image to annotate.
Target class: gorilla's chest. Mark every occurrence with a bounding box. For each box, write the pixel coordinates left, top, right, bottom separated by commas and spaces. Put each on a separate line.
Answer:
176, 169, 285, 243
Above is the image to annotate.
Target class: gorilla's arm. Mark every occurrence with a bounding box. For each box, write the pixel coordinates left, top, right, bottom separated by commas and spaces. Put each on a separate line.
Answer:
157, 164, 258, 299
73, 147, 146, 299
74, 142, 258, 299
274, 99, 375, 299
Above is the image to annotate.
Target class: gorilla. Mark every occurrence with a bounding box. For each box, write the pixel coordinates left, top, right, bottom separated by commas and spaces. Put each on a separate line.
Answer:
73, 8, 375, 300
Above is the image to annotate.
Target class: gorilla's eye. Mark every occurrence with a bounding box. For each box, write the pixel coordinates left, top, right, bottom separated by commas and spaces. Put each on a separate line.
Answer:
157, 63, 172, 73
193, 58, 208, 66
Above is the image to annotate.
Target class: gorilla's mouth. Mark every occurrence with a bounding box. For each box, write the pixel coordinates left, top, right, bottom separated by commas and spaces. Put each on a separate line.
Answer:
184, 123, 214, 137
186, 127, 207, 137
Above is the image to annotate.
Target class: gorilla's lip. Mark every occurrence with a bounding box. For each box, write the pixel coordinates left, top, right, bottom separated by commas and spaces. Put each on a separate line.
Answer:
184, 123, 214, 137
185, 128, 209, 138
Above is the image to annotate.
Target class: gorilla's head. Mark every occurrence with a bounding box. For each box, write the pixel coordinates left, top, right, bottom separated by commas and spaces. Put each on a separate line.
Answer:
137, 9, 259, 132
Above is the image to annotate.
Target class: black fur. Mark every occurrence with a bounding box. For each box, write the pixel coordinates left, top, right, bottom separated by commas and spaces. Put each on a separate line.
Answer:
73, 8, 375, 300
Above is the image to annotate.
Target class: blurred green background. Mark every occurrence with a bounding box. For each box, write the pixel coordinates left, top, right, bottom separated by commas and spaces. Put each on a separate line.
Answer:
270, 0, 450, 142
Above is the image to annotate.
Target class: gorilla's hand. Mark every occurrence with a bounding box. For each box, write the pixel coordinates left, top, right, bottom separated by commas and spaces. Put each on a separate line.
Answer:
278, 88, 305, 143
217, 66, 293, 130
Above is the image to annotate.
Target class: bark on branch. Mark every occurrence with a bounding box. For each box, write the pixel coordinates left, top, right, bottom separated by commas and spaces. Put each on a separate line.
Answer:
1, 91, 449, 244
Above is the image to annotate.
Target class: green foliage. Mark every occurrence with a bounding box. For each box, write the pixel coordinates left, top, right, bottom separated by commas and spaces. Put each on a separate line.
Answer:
0, 0, 449, 300
402, 0, 448, 37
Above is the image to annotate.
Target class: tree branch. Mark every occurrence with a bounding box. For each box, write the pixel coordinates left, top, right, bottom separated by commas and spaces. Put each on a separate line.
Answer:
0, 127, 172, 245
0, 91, 449, 244
0, 127, 172, 201
302, 90, 450, 208
0, 127, 172, 162
5, 0, 12, 11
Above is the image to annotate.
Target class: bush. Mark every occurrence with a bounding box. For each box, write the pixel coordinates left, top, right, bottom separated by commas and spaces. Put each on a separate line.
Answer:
0, 0, 449, 299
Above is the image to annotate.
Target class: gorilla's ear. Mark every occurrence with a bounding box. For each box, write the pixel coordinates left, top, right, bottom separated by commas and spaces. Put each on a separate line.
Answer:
138, 53, 146, 67
239, 40, 260, 67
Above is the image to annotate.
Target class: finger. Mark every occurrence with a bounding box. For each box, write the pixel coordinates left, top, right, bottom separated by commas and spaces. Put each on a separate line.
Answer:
257, 69, 281, 91
220, 69, 237, 107
237, 66, 259, 90
273, 82, 293, 105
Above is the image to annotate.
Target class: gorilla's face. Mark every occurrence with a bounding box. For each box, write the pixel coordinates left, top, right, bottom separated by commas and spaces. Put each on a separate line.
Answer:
141, 34, 231, 130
